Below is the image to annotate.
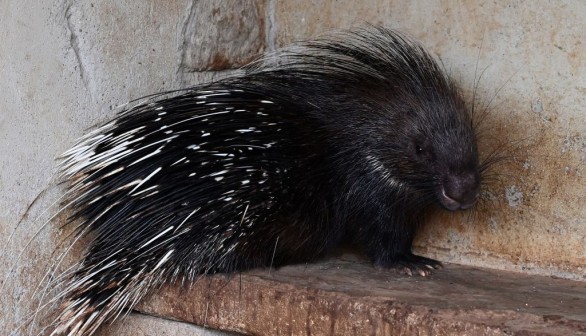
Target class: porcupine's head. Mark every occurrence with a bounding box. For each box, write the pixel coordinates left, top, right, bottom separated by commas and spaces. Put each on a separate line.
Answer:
374, 33, 479, 211
383, 82, 481, 212
318, 27, 481, 211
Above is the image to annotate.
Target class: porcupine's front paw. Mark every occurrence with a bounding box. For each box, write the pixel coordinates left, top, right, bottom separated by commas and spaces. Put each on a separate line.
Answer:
375, 253, 442, 277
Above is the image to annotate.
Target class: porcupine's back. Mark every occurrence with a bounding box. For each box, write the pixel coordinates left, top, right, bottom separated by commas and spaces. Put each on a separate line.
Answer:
53, 89, 314, 335
62, 89, 321, 268
51, 27, 474, 335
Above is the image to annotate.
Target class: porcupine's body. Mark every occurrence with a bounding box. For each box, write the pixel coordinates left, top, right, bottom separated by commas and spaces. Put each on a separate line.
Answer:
52, 27, 481, 335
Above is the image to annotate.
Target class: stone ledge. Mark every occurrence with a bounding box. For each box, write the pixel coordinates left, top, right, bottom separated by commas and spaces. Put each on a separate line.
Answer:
136, 255, 586, 335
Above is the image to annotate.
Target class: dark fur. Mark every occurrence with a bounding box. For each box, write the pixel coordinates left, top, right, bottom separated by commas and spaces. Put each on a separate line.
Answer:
51, 27, 480, 335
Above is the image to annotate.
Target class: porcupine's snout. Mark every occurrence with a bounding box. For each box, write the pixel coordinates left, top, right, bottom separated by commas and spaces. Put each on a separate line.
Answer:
438, 171, 480, 211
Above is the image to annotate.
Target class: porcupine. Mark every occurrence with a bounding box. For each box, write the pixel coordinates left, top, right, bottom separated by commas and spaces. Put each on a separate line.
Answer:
50, 26, 483, 335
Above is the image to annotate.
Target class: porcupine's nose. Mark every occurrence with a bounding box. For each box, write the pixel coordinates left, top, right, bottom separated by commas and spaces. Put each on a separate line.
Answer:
439, 171, 480, 211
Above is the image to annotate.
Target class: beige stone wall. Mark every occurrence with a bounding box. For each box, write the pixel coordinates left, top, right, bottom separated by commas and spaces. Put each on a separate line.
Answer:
1, 0, 584, 334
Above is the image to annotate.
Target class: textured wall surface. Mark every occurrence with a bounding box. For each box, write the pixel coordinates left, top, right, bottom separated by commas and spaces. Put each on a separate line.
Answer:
1, 0, 584, 335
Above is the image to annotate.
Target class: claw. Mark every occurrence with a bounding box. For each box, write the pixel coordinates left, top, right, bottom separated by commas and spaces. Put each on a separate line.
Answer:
377, 253, 443, 276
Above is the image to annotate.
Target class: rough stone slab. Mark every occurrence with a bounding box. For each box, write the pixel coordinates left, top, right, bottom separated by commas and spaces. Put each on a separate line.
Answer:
179, 0, 266, 71
136, 256, 586, 335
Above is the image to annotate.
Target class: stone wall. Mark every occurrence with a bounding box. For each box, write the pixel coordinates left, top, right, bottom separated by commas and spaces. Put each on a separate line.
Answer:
1, 1, 584, 334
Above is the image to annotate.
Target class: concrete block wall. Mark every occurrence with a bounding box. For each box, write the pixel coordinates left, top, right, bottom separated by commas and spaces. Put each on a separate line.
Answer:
1, 0, 584, 334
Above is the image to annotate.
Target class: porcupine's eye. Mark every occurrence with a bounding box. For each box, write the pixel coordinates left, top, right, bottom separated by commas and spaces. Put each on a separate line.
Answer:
415, 145, 424, 155
411, 140, 434, 163
412, 141, 427, 157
